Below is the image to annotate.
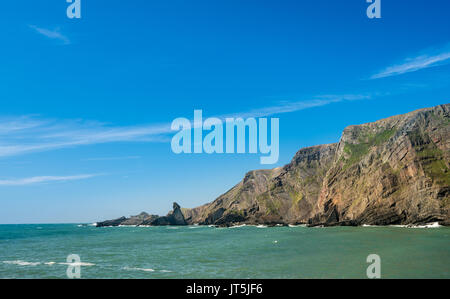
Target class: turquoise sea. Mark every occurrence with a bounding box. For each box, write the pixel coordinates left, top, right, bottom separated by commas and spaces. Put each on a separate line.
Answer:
0, 224, 448, 279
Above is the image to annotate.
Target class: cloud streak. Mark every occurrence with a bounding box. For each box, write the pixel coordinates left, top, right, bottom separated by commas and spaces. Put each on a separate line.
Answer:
81, 156, 141, 161
371, 45, 450, 79
0, 116, 171, 158
29, 25, 70, 45
0, 94, 369, 158
222, 94, 371, 119
0, 174, 100, 186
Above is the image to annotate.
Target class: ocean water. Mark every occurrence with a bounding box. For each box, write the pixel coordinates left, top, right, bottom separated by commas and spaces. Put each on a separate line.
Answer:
0, 224, 448, 279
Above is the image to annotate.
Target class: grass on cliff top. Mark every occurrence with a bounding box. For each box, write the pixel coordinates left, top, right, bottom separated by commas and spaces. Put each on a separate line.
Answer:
342, 127, 396, 169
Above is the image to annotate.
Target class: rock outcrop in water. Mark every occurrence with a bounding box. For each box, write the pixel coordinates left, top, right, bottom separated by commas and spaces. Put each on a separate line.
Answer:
96, 104, 450, 227
144, 202, 187, 226
96, 203, 186, 227
95, 216, 128, 227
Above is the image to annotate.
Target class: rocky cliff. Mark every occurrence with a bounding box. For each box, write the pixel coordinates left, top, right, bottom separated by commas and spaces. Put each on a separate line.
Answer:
96, 203, 186, 227
182, 143, 337, 226
309, 103, 450, 226
96, 104, 449, 227
183, 103, 450, 226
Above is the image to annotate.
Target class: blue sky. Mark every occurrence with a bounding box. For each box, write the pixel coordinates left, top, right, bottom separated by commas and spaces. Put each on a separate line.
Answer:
1, 0, 449, 223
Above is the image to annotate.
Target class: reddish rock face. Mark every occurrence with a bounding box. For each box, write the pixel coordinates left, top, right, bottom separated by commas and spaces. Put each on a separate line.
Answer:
97, 104, 449, 227
183, 104, 450, 227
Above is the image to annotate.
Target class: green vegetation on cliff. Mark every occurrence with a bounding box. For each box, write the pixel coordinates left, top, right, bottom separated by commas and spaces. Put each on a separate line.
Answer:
343, 127, 396, 169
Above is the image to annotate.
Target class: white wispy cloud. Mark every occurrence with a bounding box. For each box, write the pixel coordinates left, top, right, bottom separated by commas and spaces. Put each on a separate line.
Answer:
0, 116, 171, 158
221, 94, 371, 119
0, 116, 49, 135
29, 25, 70, 45
371, 44, 450, 79
0, 94, 369, 158
81, 156, 141, 161
0, 174, 100, 186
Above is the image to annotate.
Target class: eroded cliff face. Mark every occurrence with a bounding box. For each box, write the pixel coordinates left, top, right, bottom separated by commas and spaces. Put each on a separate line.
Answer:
182, 144, 337, 225
183, 104, 450, 226
96, 104, 450, 227
309, 104, 450, 226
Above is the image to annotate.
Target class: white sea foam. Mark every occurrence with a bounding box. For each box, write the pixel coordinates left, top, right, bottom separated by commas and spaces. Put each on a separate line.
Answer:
360, 222, 442, 228
58, 262, 95, 266
3, 260, 40, 266
123, 266, 155, 272
229, 224, 247, 228
123, 267, 173, 273
256, 225, 267, 228
3, 260, 89, 267
403, 222, 442, 228
421, 222, 442, 228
